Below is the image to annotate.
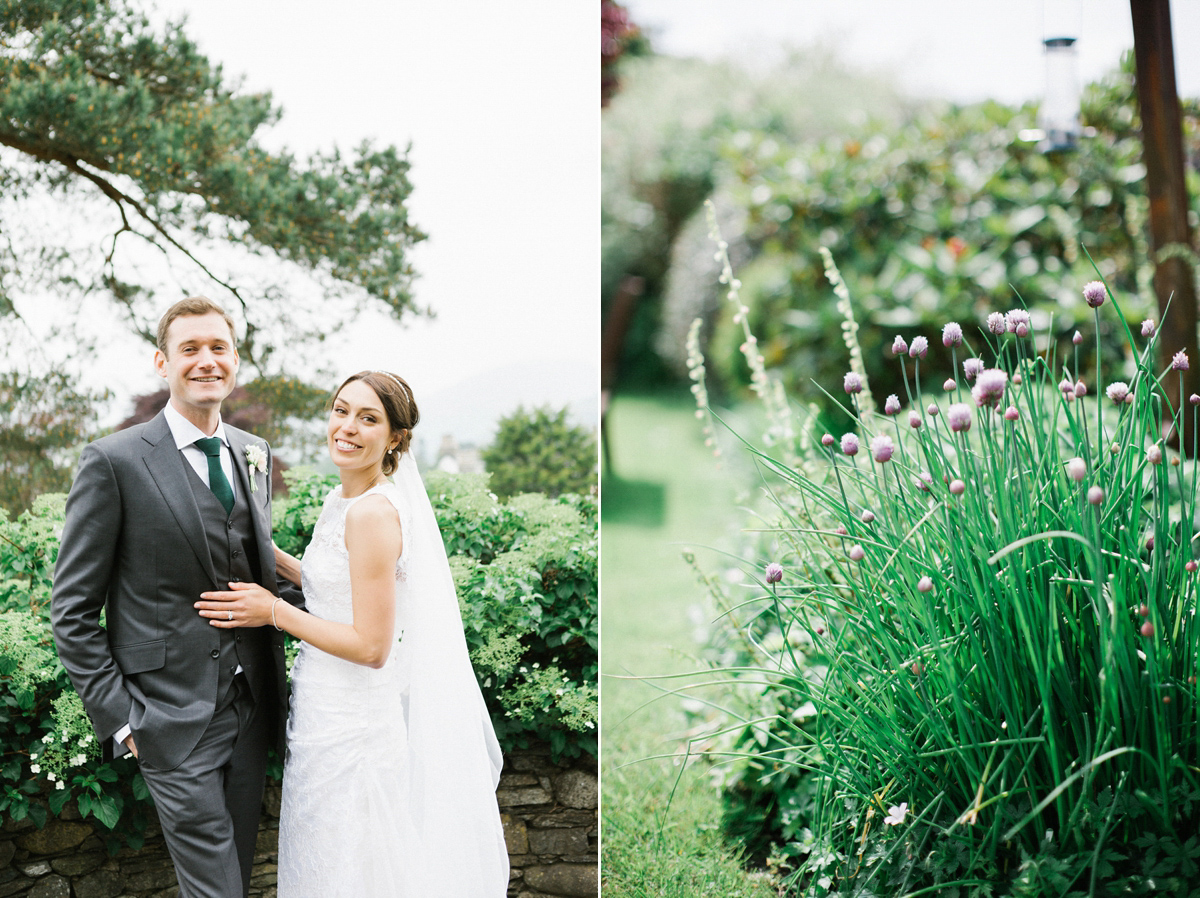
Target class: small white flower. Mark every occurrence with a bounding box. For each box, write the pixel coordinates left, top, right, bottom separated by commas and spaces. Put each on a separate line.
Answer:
884, 802, 909, 826
46, 772, 56, 782
55, 781, 65, 790
41, 734, 53, 744
244, 444, 268, 493
29, 764, 40, 774
70, 754, 86, 767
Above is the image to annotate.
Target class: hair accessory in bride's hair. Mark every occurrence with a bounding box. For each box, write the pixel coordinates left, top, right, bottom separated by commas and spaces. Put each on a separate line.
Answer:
373, 370, 403, 387
374, 370, 414, 410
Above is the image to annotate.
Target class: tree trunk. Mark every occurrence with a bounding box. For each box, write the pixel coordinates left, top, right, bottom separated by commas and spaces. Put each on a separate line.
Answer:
1130, 0, 1200, 451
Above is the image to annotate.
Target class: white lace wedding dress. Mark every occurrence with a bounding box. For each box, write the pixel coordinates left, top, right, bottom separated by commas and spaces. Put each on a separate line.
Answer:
277, 470, 510, 897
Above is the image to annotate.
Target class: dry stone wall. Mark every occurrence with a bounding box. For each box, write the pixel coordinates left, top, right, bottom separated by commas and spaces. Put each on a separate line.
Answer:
0, 743, 596, 898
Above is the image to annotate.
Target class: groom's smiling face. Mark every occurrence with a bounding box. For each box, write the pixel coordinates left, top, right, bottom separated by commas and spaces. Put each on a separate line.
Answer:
155, 311, 240, 417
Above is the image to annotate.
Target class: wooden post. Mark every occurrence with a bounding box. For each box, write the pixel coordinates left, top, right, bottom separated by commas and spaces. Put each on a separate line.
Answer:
1130, 0, 1200, 450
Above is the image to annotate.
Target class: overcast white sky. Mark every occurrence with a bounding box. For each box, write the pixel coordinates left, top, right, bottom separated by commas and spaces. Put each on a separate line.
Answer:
130, 0, 599, 451
622, 0, 1200, 103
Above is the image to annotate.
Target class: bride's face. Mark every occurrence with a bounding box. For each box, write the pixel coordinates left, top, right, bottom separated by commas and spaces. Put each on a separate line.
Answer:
327, 380, 400, 475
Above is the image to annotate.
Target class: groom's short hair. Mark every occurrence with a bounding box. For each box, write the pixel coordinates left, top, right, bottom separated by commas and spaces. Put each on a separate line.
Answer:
157, 297, 237, 355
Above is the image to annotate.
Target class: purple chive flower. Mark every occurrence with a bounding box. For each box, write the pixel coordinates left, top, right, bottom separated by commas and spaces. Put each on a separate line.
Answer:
949, 479, 966, 495
861, 510, 875, 523
1147, 444, 1163, 465
986, 312, 1007, 335
1106, 382, 1130, 403
841, 433, 860, 456
963, 357, 984, 382
1074, 381, 1087, 398
1141, 319, 1156, 337
871, 434, 895, 463
1059, 377, 1075, 397
971, 368, 1008, 408
909, 336, 929, 359
948, 402, 972, 433
1004, 406, 1019, 421
943, 378, 957, 392
835, 524, 848, 535
1087, 485, 1105, 506
917, 576, 933, 593
942, 322, 963, 347
822, 433, 835, 447
1066, 457, 1087, 482
1006, 309, 1031, 337
915, 471, 932, 492
765, 562, 783, 584
1191, 394, 1200, 406
909, 411, 923, 429
1072, 330, 1083, 345
849, 544, 865, 562
892, 335, 909, 355
1082, 280, 1106, 308
885, 394, 901, 415
926, 403, 940, 417
1187, 561, 1198, 573
1172, 350, 1189, 371
1140, 620, 1155, 637
844, 371, 863, 394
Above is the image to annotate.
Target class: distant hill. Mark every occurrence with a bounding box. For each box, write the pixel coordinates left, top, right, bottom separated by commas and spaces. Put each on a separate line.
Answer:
410, 358, 598, 465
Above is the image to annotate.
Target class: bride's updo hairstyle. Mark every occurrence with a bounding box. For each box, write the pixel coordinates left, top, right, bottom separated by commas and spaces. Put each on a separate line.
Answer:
334, 370, 420, 476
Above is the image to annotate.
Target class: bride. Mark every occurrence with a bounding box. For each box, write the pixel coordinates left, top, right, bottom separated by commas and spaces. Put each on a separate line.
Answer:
194, 370, 510, 896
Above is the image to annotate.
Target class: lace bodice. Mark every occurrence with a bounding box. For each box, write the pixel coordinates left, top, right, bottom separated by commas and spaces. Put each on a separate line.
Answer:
292, 482, 412, 685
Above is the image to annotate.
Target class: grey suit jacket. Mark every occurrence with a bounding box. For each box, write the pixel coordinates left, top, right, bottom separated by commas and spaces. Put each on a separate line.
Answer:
51, 411, 293, 771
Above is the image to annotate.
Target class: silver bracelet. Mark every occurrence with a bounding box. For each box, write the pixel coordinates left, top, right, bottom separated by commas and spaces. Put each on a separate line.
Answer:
271, 597, 282, 631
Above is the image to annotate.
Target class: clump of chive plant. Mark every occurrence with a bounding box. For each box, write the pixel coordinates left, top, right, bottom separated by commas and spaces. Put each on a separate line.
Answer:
702, 274, 1200, 896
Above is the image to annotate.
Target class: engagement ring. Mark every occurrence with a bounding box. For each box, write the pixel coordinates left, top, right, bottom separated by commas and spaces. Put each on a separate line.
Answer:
227, 611, 233, 621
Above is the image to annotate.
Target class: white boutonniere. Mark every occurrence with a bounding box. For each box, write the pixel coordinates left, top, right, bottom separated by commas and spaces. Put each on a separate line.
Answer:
245, 444, 268, 492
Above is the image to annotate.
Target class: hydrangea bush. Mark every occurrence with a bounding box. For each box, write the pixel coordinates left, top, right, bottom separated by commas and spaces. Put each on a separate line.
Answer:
693, 249, 1200, 895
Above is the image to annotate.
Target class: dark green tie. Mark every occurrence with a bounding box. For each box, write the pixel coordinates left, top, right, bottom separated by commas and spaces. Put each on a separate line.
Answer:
194, 437, 234, 515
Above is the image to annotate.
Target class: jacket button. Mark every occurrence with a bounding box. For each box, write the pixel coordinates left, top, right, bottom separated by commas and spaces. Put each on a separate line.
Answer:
210, 649, 220, 659
235, 635, 242, 643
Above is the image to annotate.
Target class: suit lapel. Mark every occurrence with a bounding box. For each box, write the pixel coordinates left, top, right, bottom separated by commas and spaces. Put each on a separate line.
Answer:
227, 428, 277, 592
141, 411, 219, 586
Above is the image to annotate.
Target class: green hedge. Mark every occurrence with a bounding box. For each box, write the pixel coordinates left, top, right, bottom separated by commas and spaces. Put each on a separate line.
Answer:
0, 468, 596, 847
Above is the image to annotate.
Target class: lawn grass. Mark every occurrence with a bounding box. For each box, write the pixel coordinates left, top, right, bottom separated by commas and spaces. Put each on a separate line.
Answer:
600, 390, 779, 898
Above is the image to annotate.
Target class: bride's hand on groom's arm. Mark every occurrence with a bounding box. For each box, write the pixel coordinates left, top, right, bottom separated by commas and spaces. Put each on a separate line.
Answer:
195, 581, 277, 628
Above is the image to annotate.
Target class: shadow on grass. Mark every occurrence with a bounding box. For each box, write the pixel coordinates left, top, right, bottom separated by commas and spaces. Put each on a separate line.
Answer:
601, 473, 666, 528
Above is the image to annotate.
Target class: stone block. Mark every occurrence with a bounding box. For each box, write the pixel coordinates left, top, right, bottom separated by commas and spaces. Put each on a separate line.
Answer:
255, 826, 278, 857
16, 820, 92, 855
21, 861, 52, 877
501, 814, 529, 855
553, 770, 597, 809
28, 874, 71, 898
73, 868, 125, 898
53, 851, 107, 877
530, 810, 595, 828
496, 785, 554, 807
0, 840, 14, 867
0, 875, 30, 898
123, 865, 177, 892
528, 827, 589, 857
522, 863, 597, 897
499, 773, 542, 788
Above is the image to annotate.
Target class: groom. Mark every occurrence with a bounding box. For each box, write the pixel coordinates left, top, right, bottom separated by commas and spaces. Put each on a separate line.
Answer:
51, 297, 295, 898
